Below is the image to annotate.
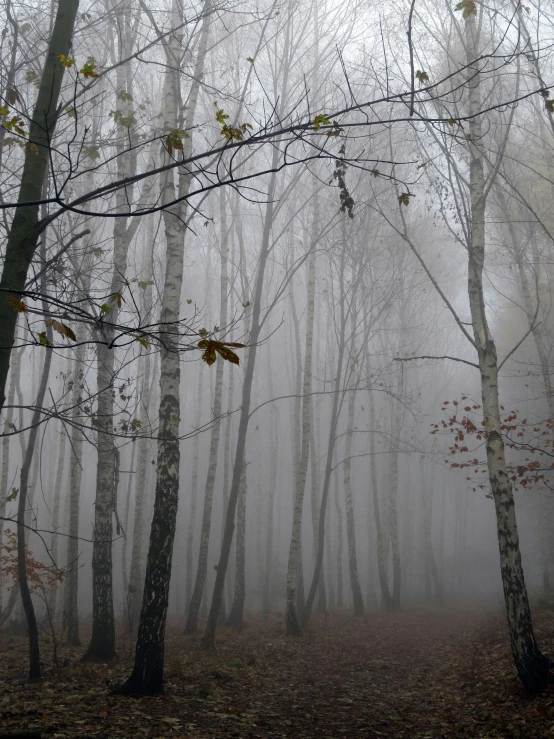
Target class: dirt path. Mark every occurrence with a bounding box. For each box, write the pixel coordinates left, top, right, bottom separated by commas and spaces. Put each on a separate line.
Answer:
1, 609, 553, 738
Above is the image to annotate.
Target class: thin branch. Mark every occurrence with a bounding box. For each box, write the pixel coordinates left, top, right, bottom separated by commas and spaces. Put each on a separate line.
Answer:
498, 322, 541, 371
407, 0, 417, 116
394, 355, 479, 368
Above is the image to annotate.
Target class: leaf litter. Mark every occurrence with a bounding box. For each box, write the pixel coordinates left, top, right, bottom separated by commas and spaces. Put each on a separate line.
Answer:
1, 608, 553, 738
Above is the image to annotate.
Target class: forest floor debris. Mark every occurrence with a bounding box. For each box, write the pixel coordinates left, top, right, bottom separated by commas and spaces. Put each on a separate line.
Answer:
1, 607, 554, 738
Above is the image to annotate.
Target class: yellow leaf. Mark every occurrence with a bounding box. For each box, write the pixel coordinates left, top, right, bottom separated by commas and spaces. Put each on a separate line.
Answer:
58, 55, 75, 68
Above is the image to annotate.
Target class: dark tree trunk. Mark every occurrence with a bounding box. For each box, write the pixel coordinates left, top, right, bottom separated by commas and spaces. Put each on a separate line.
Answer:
0, 0, 79, 412
81, 344, 117, 663
335, 473, 344, 610
113, 406, 180, 694
226, 464, 247, 627
343, 359, 364, 617
294, 539, 305, 626
303, 246, 348, 629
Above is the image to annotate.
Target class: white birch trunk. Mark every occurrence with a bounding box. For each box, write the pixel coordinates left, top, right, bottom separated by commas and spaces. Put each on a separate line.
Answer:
465, 10, 548, 694
118, 0, 211, 693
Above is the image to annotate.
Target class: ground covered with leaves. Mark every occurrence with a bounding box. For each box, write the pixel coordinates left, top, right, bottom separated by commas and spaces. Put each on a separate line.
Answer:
1, 607, 554, 738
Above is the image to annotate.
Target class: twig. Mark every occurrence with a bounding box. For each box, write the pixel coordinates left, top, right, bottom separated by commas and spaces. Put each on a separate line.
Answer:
498, 324, 541, 371
407, 0, 417, 116
394, 355, 479, 368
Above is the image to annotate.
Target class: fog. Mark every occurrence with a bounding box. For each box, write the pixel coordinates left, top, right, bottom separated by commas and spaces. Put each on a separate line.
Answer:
1, 0, 554, 731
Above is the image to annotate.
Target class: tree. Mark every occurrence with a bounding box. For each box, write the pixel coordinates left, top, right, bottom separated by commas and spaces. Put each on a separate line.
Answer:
391, 0, 550, 694
0, 0, 79, 411
184, 187, 228, 635
285, 220, 317, 634
115, 0, 212, 694
342, 318, 364, 616
455, 6, 547, 695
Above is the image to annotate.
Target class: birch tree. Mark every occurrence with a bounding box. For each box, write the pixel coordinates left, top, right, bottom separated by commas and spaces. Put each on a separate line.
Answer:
462, 8, 548, 693
116, 0, 211, 694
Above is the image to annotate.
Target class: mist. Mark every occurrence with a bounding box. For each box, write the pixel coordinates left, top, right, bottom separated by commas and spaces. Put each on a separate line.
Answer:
1, 0, 554, 734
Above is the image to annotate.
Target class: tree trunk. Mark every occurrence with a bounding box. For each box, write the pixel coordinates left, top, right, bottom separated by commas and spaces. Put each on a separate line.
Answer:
464, 10, 548, 695
537, 487, 551, 594
48, 422, 67, 618
202, 150, 280, 652
83, 36, 138, 661
334, 466, 343, 609
221, 213, 239, 615
185, 363, 204, 610
495, 189, 554, 589
82, 342, 118, 661
127, 255, 154, 632
343, 355, 364, 616
325, 494, 335, 610
184, 191, 228, 634
63, 340, 86, 645
366, 354, 392, 611
226, 463, 247, 626
420, 456, 443, 605
303, 246, 348, 628
56, 138, 95, 632
285, 236, 316, 635
0, 0, 79, 412
121, 441, 137, 596
116, 0, 211, 694
263, 357, 278, 614
387, 375, 403, 612
312, 442, 327, 614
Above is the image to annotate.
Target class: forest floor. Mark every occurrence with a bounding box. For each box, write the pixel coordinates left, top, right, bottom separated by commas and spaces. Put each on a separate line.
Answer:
1, 606, 554, 738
